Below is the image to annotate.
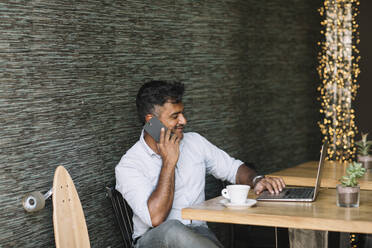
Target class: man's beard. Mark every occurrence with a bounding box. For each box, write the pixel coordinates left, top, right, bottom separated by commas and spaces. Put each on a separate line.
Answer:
171, 124, 185, 136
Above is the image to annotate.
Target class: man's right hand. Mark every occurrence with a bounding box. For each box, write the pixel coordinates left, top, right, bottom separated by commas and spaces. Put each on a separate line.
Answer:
148, 128, 180, 226
157, 128, 180, 167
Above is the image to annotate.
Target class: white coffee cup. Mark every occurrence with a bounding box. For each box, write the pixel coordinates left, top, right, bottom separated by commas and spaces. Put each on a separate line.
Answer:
221, 185, 250, 204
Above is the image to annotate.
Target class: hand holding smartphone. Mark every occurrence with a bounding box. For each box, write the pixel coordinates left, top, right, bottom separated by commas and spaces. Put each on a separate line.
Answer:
143, 116, 167, 143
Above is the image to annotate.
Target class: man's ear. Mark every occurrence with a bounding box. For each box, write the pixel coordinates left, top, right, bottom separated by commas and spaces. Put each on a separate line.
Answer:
145, 114, 153, 123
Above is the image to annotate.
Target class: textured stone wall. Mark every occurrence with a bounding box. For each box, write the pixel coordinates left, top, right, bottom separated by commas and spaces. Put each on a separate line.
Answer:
0, 0, 321, 247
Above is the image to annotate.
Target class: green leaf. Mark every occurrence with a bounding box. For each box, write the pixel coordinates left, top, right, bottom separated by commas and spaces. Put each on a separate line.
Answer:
340, 162, 366, 187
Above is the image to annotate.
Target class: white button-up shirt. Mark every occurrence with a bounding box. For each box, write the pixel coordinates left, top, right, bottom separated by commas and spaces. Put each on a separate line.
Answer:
115, 131, 243, 239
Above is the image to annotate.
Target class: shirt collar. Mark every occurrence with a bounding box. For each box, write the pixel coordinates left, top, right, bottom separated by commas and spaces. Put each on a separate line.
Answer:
140, 129, 158, 157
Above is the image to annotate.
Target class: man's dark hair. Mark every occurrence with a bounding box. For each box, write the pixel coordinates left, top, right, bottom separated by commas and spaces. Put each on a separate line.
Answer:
136, 80, 185, 125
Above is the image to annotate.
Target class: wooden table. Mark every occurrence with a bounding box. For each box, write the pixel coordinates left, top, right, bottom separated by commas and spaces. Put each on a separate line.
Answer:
182, 189, 372, 234
267, 161, 372, 190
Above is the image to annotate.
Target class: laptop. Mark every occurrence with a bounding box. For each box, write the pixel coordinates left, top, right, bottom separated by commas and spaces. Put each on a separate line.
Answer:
257, 141, 328, 202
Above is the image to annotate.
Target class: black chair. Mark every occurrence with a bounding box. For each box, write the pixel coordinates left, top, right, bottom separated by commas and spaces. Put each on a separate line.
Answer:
106, 186, 134, 248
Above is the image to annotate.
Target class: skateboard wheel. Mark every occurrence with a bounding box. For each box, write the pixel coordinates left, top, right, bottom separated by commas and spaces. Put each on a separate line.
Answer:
22, 191, 45, 212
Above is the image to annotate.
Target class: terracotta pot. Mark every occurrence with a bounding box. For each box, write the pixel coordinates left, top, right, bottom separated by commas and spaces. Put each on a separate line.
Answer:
336, 184, 360, 208
358, 155, 372, 169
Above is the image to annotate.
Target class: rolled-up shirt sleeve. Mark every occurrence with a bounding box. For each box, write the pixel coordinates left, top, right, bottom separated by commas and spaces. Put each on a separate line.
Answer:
115, 158, 153, 228
196, 133, 242, 184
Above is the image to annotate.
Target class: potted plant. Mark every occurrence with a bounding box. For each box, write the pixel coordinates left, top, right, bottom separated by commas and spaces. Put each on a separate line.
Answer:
337, 162, 366, 208
356, 133, 372, 169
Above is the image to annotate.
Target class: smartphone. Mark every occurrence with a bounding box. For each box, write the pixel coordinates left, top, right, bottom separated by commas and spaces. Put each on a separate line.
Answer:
143, 116, 167, 143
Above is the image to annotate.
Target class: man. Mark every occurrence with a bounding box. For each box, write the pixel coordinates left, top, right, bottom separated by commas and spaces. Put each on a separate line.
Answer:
116, 80, 285, 248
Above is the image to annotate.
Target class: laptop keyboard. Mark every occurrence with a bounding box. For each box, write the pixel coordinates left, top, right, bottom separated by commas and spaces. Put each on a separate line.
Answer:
284, 188, 314, 199
257, 187, 315, 200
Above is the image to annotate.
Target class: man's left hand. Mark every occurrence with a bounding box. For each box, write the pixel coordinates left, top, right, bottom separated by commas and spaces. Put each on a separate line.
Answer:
254, 176, 285, 195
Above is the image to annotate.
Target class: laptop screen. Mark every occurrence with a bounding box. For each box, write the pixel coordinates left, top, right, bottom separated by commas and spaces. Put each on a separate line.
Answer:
312, 140, 328, 199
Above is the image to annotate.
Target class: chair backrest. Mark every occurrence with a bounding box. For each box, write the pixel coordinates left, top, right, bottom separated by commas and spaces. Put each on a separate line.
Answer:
106, 186, 133, 248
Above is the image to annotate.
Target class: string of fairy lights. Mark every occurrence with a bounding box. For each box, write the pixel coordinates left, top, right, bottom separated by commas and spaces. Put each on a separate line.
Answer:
317, 0, 360, 162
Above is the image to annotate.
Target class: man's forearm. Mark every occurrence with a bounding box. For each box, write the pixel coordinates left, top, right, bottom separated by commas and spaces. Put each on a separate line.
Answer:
147, 162, 176, 227
237, 163, 286, 194
236, 163, 257, 186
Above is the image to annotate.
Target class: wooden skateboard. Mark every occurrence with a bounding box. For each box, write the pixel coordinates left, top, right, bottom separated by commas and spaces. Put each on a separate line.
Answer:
52, 165, 90, 248
22, 166, 90, 248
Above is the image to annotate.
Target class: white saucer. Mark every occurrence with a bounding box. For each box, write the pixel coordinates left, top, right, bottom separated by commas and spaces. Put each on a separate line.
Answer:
219, 199, 257, 209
